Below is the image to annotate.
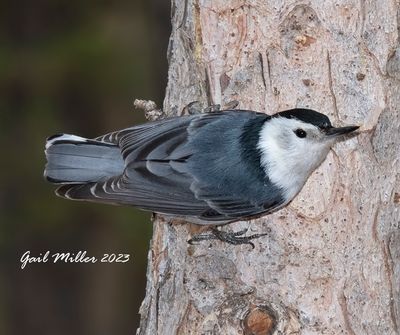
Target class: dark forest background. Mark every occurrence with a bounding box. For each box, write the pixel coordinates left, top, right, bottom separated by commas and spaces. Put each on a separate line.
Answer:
0, 1, 170, 334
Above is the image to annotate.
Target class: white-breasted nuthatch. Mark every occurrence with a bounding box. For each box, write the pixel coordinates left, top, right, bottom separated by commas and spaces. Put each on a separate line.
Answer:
44, 108, 358, 241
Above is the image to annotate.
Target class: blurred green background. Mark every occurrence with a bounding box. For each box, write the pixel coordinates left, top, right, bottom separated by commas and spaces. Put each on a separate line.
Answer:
0, 1, 170, 334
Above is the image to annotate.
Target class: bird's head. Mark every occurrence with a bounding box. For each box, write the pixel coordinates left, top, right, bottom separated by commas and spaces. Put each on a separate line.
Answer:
257, 108, 359, 199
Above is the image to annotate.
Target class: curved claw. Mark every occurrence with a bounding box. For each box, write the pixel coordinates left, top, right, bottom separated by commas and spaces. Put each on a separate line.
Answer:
223, 100, 239, 110
182, 101, 203, 115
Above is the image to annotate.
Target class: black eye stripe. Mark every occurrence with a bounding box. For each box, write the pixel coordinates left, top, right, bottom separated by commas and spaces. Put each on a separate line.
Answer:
294, 128, 307, 138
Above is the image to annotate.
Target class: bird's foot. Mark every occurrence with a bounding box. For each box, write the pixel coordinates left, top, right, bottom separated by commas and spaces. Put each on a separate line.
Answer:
222, 100, 240, 110
182, 100, 240, 115
202, 103, 221, 113
182, 101, 205, 115
188, 227, 268, 248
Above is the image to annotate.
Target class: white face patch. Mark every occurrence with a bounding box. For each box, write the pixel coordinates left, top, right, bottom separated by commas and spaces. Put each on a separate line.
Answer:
257, 117, 335, 202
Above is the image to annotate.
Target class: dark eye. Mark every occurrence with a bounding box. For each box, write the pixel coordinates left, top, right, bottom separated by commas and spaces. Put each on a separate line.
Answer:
294, 128, 307, 138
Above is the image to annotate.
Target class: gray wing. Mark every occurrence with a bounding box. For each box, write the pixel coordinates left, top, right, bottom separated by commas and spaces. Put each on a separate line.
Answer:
57, 111, 283, 223
58, 115, 206, 214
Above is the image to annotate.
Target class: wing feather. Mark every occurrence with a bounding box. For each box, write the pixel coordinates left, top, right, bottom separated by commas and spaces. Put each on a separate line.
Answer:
57, 111, 283, 224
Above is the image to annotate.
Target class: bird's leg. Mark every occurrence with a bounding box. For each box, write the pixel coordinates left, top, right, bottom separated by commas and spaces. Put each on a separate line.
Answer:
188, 226, 269, 248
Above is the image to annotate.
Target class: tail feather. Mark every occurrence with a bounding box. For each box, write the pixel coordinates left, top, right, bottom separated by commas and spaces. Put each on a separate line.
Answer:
56, 183, 97, 200
44, 134, 124, 184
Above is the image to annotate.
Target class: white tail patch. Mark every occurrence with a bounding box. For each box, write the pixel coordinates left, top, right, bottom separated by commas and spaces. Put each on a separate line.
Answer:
45, 134, 88, 150
44, 134, 124, 184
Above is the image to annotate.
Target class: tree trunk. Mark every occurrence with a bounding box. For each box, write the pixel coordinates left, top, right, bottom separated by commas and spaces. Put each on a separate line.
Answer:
137, 1, 400, 334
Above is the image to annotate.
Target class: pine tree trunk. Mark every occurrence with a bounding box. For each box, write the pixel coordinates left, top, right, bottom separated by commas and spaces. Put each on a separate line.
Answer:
137, 1, 400, 334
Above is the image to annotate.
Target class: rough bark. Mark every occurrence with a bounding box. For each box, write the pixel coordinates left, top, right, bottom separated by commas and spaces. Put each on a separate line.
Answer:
137, 1, 400, 334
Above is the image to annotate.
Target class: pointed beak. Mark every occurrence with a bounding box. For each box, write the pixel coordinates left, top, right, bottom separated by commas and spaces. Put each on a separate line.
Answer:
325, 125, 359, 137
